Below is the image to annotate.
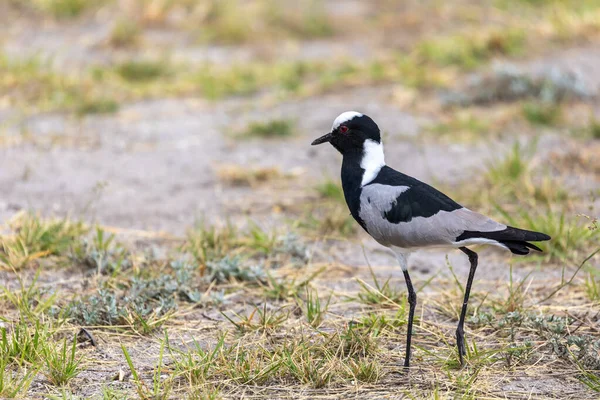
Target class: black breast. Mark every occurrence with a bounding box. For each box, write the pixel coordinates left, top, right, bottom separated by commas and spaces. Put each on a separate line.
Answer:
341, 154, 369, 232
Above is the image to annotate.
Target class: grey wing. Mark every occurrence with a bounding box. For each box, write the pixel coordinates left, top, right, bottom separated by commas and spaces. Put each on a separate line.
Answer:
359, 184, 506, 249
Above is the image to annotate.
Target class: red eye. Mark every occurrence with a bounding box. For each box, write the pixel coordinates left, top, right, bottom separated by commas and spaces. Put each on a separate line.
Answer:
339, 125, 349, 134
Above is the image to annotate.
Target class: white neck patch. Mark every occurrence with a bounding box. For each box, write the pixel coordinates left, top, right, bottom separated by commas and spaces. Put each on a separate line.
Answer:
332, 111, 363, 131
360, 139, 385, 186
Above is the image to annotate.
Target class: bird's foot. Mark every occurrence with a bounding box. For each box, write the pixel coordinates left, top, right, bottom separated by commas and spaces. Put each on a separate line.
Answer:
456, 333, 466, 367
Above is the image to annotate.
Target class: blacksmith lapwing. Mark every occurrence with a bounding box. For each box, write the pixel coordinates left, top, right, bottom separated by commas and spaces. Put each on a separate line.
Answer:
311, 111, 551, 369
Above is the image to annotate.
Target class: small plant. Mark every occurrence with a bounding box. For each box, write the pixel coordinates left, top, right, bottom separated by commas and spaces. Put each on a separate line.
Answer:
585, 270, 600, 302
299, 206, 356, 237
108, 19, 141, 48
347, 358, 382, 383
282, 343, 333, 388
184, 221, 240, 268
299, 287, 331, 328
262, 268, 323, 300
356, 309, 407, 337
185, 222, 298, 276
116, 60, 168, 82
240, 118, 295, 139
3, 270, 57, 321
245, 223, 279, 254
222, 303, 288, 333
354, 267, 405, 307
427, 113, 490, 141
334, 324, 378, 358
314, 179, 345, 203
491, 265, 531, 314
216, 343, 279, 385
76, 98, 119, 116
70, 227, 131, 275
416, 29, 525, 69
100, 386, 130, 400
216, 164, 283, 187
206, 256, 265, 284
200, 0, 253, 44
42, 335, 81, 386
485, 141, 532, 184
194, 64, 261, 99
170, 335, 225, 385
295, 0, 334, 38
587, 117, 600, 139
1, 322, 47, 365
122, 335, 173, 400
33, 0, 94, 18
0, 239, 47, 271
0, 356, 37, 398
522, 102, 562, 126
64, 262, 202, 332
0, 213, 87, 269
446, 338, 506, 369
185, 387, 222, 400
472, 140, 569, 211
121, 304, 175, 336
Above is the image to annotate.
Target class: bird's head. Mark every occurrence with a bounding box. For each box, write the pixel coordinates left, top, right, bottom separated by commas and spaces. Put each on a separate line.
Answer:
311, 111, 381, 155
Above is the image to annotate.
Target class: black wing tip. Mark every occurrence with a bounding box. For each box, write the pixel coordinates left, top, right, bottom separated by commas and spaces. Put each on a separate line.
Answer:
501, 240, 545, 255
457, 227, 551, 244
538, 233, 551, 241
506, 226, 551, 242
456, 227, 551, 256
523, 241, 544, 252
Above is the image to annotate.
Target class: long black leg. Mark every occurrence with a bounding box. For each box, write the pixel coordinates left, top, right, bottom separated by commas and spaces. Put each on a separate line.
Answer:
457, 246, 478, 366
402, 268, 417, 369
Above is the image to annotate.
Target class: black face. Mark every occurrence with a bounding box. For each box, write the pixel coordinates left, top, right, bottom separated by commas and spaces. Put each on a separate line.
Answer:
311, 114, 380, 155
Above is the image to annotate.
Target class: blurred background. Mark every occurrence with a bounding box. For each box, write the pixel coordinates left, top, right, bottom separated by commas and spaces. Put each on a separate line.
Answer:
1, 2, 600, 398
0, 0, 598, 256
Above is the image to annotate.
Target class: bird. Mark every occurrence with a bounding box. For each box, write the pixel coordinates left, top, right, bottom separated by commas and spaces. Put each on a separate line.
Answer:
311, 111, 551, 369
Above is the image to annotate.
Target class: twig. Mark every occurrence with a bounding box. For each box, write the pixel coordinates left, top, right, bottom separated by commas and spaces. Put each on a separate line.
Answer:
538, 248, 600, 304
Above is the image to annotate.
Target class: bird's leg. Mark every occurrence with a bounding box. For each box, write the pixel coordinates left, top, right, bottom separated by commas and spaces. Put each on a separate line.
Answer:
402, 268, 417, 370
391, 251, 416, 370
457, 247, 478, 366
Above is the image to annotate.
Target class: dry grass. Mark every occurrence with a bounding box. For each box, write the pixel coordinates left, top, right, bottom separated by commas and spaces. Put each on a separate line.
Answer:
1, 215, 598, 398
215, 165, 284, 187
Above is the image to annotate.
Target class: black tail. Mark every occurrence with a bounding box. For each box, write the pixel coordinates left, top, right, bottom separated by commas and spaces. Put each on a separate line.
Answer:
499, 240, 544, 255
456, 226, 551, 255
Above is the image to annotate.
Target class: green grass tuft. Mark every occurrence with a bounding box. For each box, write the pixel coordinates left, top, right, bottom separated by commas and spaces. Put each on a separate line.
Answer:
222, 303, 289, 333
314, 179, 345, 203
76, 98, 119, 116
427, 113, 490, 141
416, 29, 525, 69
522, 102, 562, 126
0, 213, 86, 270
108, 19, 142, 48
584, 270, 600, 302
116, 60, 169, 83
32, 0, 96, 18
240, 119, 295, 139
122, 334, 173, 400
1, 322, 48, 366
0, 357, 37, 398
41, 334, 81, 386
299, 287, 331, 328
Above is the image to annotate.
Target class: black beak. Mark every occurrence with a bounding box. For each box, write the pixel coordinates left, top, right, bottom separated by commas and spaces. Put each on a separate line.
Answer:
311, 132, 333, 146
